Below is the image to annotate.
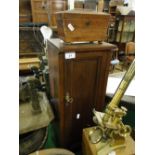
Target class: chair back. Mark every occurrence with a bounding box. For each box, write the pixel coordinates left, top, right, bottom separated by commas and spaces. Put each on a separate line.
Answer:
125, 42, 135, 55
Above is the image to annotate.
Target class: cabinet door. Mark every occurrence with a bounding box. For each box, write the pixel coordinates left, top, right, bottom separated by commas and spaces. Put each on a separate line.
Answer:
61, 50, 111, 148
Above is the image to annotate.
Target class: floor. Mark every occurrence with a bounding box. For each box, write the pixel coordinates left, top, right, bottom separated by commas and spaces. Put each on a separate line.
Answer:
109, 61, 128, 74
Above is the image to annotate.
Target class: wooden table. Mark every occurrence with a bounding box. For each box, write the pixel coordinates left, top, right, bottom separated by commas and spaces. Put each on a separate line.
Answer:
19, 57, 40, 71
82, 127, 135, 155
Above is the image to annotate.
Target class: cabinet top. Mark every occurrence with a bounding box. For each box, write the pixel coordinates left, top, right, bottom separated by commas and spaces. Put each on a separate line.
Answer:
56, 9, 110, 16
48, 38, 117, 52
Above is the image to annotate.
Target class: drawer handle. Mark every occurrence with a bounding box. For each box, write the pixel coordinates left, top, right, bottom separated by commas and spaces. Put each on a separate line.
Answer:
85, 21, 91, 26
65, 92, 73, 104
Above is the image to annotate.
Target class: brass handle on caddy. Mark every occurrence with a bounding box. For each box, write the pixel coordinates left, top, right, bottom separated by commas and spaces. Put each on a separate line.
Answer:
65, 92, 73, 105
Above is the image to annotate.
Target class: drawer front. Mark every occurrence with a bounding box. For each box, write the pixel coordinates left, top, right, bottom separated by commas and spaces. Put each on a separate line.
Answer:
32, 12, 49, 23
32, 0, 47, 11
50, 1, 67, 12
19, 15, 32, 23
31, 0, 67, 13
31, 0, 67, 25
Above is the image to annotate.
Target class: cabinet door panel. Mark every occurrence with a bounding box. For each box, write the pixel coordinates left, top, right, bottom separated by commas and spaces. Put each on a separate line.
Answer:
63, 51, 107, 146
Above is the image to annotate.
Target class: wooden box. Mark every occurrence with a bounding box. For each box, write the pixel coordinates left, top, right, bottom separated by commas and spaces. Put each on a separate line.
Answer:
47, 38, 116, 149
55, 10, 111, 42
31, 0, 67, 27
82, 127, 135, 155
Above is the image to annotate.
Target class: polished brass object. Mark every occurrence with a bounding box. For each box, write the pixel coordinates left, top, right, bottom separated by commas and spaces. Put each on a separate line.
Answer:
88, 127, 103, 144
65, 92, 73, 104
28, 78, 42, 114
90, 60, 135, 149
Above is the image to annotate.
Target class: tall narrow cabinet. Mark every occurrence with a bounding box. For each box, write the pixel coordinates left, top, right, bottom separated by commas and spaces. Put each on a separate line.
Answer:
47, 39, 116, 149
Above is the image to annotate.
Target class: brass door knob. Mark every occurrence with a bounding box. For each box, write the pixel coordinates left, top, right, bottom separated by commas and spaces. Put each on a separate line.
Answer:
65, 92, 73, 104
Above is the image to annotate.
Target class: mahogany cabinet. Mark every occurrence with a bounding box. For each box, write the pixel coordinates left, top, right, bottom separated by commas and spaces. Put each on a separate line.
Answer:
47, 38, 116, 149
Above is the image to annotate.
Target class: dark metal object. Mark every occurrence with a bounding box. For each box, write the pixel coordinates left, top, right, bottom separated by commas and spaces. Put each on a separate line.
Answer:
30, 63, 51, 98
19, 82, 30, 102
19, 77, 42, 114
28, 79, 42, 114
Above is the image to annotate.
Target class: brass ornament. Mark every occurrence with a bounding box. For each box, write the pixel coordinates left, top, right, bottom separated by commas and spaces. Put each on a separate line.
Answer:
90, 60, 135, 150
